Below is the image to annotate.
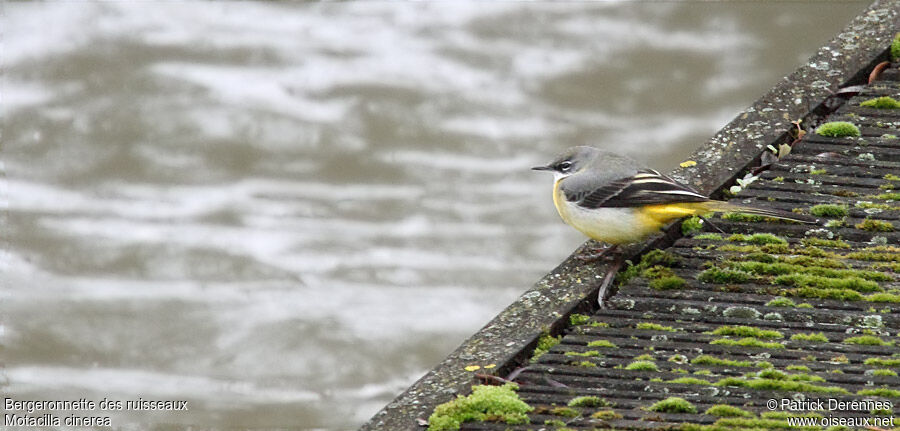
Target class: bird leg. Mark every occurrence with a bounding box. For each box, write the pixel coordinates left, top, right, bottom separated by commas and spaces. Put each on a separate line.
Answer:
699, 215, 726, 234
596, 250, 625, 309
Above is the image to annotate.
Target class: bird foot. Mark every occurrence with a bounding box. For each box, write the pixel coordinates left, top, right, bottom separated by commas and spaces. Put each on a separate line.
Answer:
576, 245, 619, 262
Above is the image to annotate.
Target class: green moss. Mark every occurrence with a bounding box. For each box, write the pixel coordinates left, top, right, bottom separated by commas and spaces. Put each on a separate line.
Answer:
569, 313, 591, 326
714, 377, 848, 394
765, 297, 796, 307
649, 275, 687, 290
860, 96, 900, 109
775, 274, 880, 292
711, 325, 783, 339
694, 233, 723, 241
427, 384, 533, 431
870, 192, 900, 200
810, 168, 827, 175
815, 121, 860, 138
809, 204, 848, 217
722, 212, 765, 222
667, 377, 711, 385
791, 332, 829, 342
789, 286, 864, 301
865, 358, 900, 368
801, 237, 850, 249
726, 233, 787, 245
543, 419, 566, 427
885, 174, 900, 181
634, 353, 655, 361
699, 268, 751, 284
643, 265, 675, 279
710, 337, 784, 349
587, 339, 617, 348
636, 323, 676, 332
704, 405, 754, 418
531, 332, 560, 362
872, 368, 898, 377
550, 406, 579, 417
846, 246, 900, 262
648, 397, 697, 414
858, 388, 900, 398
590, 409, 621, 420
844, 335, 890, 346
625, 360, 658, 371
691, 355, 752, 367
893, 32, 900, 60
786, 365, 811, 372
564, 350, 601, 357
682, 216, 704, 235
856, 218, 895, 232
567, 395, 606, 407
866, 292, 900, 303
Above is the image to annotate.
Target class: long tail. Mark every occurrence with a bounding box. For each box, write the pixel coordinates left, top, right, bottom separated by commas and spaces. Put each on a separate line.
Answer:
700, 201, 819, 224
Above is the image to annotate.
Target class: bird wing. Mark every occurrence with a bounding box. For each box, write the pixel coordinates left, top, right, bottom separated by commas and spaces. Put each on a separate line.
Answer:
566, 169, 709, 209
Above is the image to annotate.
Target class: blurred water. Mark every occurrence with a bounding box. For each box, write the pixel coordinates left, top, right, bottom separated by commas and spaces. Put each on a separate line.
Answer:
2, 2, 867, 430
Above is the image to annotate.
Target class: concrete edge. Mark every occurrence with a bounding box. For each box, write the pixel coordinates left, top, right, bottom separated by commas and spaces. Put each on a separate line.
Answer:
359, 2, 900, 430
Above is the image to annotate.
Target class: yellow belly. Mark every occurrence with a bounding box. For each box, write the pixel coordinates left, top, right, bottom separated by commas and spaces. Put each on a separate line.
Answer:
552, 179, 704, 245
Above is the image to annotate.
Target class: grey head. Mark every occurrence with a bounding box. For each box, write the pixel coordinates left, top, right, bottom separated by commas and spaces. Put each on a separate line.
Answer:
531, 146, 605, 178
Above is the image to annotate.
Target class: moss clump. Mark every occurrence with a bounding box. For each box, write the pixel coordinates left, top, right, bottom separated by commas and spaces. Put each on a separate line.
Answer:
865, 358, 900, 368
649, 275, 687, 290
846, 246, 900, 262
726, 233, 787, 245
591, 410, 621, 420
543, 419, 565, 427
667, 377, 710, 385
573, 360, 596, 367
722, 212, 765, 222
699, 268, 751, 284
710, 325, 783, 339
765, 297, 796, 307
567, 395, 607, 407
648, 397, 697, 414
810, 204, 848, 217
531, 332, 560, 362
704, 405, 754, 418
893, 32, 900, 61
801, 237, 851, 249
843, 335, 890, 346
789, 286, 864, 301
815, 121, 861, 138
641, 249, 681, 267
636, 323, 675, 332
786, 365, 811, 372
710, 337, 784, 349
625, 360, 658, 371
690, 355, 759, 367
885, 174, 900, 181
587, 339, 616, 348
634, 353, 655, 361
714, 377, 848, 394
682, 216, 704, 235
866, 292, 900, 303
858, 388, 900, 398
775, 274, 880, 292
860, 96, 900, 109
856, 218, 895, 232
694, 233, 723, 241
564, 350, 601, 357
427, 384, 533, 431
550, 406, 579, 417
871, 369, 898, 377
791, 332, 829, 342
569, 313, 591, 326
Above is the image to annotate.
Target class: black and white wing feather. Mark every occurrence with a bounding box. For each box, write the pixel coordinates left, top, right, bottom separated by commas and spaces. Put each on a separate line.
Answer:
567, 169, 709, 209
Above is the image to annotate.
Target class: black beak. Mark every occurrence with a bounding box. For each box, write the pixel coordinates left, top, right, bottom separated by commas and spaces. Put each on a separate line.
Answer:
531, 165, 553, 171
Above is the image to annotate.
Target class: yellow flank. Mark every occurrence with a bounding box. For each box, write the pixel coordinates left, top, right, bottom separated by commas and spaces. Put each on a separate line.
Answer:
637, 202, 709, 224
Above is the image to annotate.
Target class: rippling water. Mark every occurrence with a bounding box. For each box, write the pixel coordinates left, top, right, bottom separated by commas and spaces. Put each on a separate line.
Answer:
2, 2, 867, 430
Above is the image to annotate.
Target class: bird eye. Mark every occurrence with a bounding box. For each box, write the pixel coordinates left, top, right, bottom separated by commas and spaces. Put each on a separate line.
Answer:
558, 161, 573, 172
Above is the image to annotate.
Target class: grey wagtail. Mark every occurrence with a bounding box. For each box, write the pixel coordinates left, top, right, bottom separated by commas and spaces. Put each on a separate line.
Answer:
533, 146, 815, 301
533, 146, 815, 247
